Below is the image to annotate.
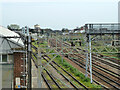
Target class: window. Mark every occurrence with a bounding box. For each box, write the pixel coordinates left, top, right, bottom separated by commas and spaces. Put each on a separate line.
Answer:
0, 55, 1, 62
0, 54, 8, 63
2, 54, 7, 62
8, 55, 13, 63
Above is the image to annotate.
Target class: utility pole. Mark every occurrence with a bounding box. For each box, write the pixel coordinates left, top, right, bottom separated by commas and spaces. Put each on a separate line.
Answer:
85, 24, 89, 78
85, 35, 89, 77
37, 29, 42, 88
85, 24, 92, 83
61, 36, 63, 63
27, 27, 32, 89
89, 35, 92, 83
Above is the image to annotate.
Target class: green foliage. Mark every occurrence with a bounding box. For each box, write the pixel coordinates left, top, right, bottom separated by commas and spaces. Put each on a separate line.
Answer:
32, 38, 102, 88
7, 24, 20, 30
50, 50, 55, 53
55, 55, 101, 88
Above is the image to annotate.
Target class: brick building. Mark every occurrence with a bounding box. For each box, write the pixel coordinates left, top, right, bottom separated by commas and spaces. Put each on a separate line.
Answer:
0, 26, 26, 88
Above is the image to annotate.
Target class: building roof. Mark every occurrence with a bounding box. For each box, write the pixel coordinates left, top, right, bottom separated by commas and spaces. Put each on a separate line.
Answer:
0, 26, 24, 46
0, 26, 24, 54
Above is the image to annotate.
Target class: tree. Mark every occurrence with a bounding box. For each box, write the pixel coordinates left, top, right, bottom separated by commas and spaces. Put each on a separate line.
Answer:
41, 29, 44, 34
62, 28, 69, 33
7, 24, 20, 30
7, 25, 11, 30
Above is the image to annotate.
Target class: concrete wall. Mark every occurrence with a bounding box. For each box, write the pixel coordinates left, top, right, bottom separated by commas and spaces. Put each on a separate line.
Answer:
0, 64, 2, 90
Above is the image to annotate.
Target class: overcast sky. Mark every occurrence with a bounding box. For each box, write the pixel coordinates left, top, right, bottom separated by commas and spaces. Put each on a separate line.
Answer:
0, 0, 119, 30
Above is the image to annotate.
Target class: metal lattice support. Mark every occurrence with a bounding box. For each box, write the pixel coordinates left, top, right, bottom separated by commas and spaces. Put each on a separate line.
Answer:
34, 23, 120, 85
36, 33, 85, 88
21, 26, 32, 89
84, 23, 120, 83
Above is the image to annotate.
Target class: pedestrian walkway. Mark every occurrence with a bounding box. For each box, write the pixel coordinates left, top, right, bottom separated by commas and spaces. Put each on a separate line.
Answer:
32, 60, 48, 88
32, 60, 38, 88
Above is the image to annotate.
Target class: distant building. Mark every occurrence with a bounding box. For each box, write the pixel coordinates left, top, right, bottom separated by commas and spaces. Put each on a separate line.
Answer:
34, 24, 40, 33
34, 24, 40, 29
73, 26, 85, 33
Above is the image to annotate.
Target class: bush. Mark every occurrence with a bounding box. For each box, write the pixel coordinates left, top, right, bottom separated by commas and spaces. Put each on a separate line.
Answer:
54, 55, 101, 88
63, 62, 70, 68
84, 78, 90, 82
75, 71, 80, 76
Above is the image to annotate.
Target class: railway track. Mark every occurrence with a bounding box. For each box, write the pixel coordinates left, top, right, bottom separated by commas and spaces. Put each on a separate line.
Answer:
43, 68, 61, 89
70, 54, 120, 89
41, 73, 52, 89
76, 48, 120, 71
74, 54, 120, 78
50, 39, 119, 69
31, 44, 91, 89
32, 53, 86, 89
31, 44, 38, 51
56, 39, 120, 75
66, 55, 120, 89
31, 56, 63, 89
32, 39, 120, 89
42, 55, 88, 89
92, 55, 120, 70
58, 39, 120, 69
31, 49, 87, 89
96, 54, 120, 65
48, 39, 120, 89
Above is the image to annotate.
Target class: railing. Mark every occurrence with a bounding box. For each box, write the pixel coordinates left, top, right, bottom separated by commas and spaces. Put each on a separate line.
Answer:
85, 23, 120, 34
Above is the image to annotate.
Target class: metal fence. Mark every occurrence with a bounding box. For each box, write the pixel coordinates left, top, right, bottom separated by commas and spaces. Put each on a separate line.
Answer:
85, 23, 120, 34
